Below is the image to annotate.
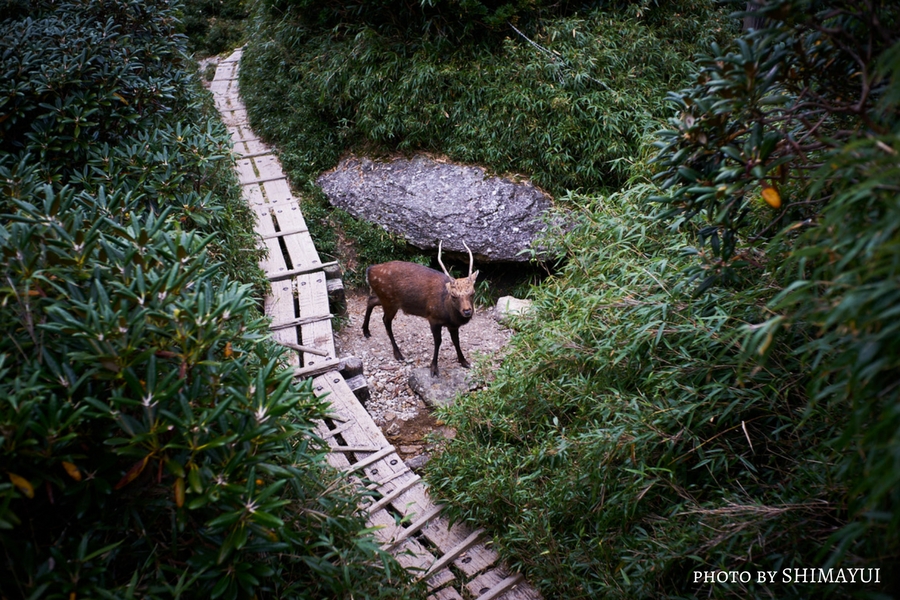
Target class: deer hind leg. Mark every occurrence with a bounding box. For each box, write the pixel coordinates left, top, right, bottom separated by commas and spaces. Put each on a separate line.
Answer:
382, 307, 404, 361
362, 294, 381, 338
449, 326, 469, 369
430, 323, 443, 377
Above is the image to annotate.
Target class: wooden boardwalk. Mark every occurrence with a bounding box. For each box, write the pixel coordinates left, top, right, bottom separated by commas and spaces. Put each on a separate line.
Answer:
212, 49, 541, 600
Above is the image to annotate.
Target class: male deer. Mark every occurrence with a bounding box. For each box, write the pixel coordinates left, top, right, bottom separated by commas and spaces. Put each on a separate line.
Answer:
362, 241, 479, 377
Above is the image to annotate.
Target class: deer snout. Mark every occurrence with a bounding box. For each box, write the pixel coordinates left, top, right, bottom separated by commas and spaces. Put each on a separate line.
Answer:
461, 307, 473, 318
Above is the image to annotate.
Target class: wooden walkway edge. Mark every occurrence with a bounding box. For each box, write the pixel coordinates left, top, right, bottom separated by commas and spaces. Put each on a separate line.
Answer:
211, 48, 541, 600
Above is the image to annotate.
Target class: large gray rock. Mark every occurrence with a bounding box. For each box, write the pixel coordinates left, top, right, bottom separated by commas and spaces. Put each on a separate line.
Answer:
408, 366, 472, 408
317, 155, 554, 262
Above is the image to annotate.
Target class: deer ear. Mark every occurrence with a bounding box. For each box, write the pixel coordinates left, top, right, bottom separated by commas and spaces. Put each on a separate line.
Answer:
445, 282, 454, 294
470, 270, 479, 282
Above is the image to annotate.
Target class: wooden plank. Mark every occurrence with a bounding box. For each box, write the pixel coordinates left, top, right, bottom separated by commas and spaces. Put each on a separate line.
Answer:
311, 375, 404, 492
270, 313, 332, 332
214, 64, 237, 80
228, 125, 255, 142
213, 95, 237, 111
367, 465, 413, 490
300, 319, 336, 368
495, 582, 542, 600
296, 272, 330, 320
474, 573, 526, 600
425, 568, 457, 592
420, 513, 471, 550
268, 200, 307, 231
235, 158, 257, 184
264, 281, 295, 325
234, 140, 271, 157
421, 529, 485, 580
367, 506, 403, 544
393, 538, 444, 580
222, 112, 248, 127
270, 327, 301, 367
467, 568, 508, 599
329, 446, 385, 454
238, 150, 276, 160
452, 540, 500, 578
240, 174, 286, 186
416, 511, 499, 578
259, 237, 289, 278
283, 230, 322, 273
292, 358, 351, 380
253, 155, 284, 179
261, 226, 309, 240
262, 178, 293, 204
243, 183, 266, 208
367, 474, 422, 514
429, 587, 464, 600
275, 340, 330, 357
342, 446, 396, 475
251, 205, 279, 237
268, 261, 339, 282
209, 80, 231, 95
319, 420, 358, 441
385, 503, 444, 551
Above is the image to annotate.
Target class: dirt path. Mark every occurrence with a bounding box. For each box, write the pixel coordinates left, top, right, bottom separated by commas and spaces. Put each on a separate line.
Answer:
333, 290, 513, 462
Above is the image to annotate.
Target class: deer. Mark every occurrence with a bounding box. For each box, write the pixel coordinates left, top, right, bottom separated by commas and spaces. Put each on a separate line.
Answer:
362, 241, 479, 378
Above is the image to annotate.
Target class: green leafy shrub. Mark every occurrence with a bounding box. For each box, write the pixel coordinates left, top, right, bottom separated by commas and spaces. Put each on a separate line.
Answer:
429, 187, 844, 598
1, 1, 415, 597
430, 2, 900, 598
651, 0, 900, 565
181, 0, 250, 57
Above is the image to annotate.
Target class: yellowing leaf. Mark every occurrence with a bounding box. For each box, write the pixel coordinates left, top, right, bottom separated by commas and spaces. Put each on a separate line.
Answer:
174, 477, 185, 508
761, 186, 781, 208
8, 473, 34, 498
224, 342, 233, 359
62, 461, 82, 482
114, 455, 150, 490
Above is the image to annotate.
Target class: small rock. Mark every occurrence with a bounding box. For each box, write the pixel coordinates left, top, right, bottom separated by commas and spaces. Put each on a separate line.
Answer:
495, 296, 533, 327
406, 453, 430, 471
408, 367, 472, 408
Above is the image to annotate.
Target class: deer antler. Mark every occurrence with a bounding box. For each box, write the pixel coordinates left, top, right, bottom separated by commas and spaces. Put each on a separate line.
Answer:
463, 241, 473, 276
437, 240, 451, 277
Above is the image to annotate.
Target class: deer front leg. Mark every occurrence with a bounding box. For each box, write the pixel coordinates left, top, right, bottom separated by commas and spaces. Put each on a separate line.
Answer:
430, 322, 443, 377
449, 326, 469, 369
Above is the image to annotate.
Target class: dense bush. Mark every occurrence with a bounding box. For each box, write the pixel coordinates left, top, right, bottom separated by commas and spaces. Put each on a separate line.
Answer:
429, 188, 837, 597
181, 0, 250, 57
241, 0, 732, 197
428, 1, 900, 598
0, 1, 415, 597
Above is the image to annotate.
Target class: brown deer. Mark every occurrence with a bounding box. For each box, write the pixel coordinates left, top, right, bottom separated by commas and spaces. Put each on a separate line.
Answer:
362, 241, 479, 377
